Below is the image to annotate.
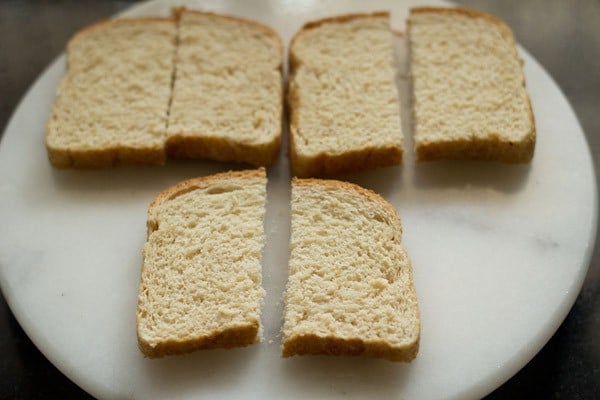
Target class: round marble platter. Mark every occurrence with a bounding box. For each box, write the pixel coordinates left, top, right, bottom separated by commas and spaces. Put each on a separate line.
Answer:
0, 0, 596, 399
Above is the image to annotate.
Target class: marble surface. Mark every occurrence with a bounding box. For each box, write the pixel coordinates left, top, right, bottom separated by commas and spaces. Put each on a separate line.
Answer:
1, 0, 599, 399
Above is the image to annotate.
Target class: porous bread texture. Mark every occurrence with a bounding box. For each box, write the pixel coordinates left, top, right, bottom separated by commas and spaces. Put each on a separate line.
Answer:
46, 11, 283, 169
137, 168, 267, 358
408, 7, 536, 162
166, 9, 283, 166
288, 13, 404, 177
46, 18, 176, 168
282, 179, 420, 361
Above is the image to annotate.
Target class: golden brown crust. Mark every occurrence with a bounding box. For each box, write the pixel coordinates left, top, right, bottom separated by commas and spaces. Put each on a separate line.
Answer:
174, 7, 284, 56
416, 134, 535, 163
67, 16, 175, 56
166, 134, 280, 167
148, 168, 266, 213
46, 143, 166, 168
292, 177, 403, 235
282, 333, 419, 362
288, 12, 401, 178
290, 11, 389, 51
409, 7, 515, 41
138, 320, 259, 358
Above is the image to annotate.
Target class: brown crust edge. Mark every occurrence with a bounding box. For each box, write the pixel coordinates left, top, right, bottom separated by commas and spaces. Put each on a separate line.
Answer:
137, 168, 266, 357
67, 16, 176, 56
284, 178, 421, 361
46, 143, 166, 168
165, 134, 280, 167
138, 321, 260, 358
292, 177, 402, 236
288, 12, 402, 178
408, 6, 536, 163
282, 333, 419, 362
148, 167, 266, 212
416, 134, 535, 163
173, 7, 284, 55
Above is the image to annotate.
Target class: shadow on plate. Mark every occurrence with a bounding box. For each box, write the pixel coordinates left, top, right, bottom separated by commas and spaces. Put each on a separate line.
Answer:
280, 354, 413, 397
412, 160, 532, 194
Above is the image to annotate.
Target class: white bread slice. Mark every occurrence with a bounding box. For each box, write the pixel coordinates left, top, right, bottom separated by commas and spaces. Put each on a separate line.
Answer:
46, 18, 176, 168
137, 168, 267, 358
288, 13, 403, 177
166, 9, 283, 166
408, 7, 536, 162
282, 178, 420, 361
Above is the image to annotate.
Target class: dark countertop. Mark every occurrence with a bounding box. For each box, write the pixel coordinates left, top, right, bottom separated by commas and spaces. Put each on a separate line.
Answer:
1, 1, 598, 399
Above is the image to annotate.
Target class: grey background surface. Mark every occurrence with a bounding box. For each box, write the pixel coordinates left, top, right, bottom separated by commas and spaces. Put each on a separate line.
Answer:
0, 1, 598, 398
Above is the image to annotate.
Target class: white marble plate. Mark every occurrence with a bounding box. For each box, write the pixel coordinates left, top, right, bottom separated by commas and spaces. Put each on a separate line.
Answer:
0, 0, 596, 399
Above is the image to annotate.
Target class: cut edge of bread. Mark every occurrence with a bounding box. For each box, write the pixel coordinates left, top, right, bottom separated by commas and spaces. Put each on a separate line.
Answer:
408, 7, 536, 163
282, 178, 420, 362
137, 167, 266, 358
166, 7, 284, 167
287, 12, 403, 178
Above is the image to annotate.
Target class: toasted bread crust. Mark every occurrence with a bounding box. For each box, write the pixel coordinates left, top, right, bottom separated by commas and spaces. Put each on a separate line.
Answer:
138, 321, 259, 358
174, 8, 284, 55
282, 333, 419, 362
288, 13, 402, 177
147, 168, 266, 212
67, 16, 175, 55
409, 7, 536, 163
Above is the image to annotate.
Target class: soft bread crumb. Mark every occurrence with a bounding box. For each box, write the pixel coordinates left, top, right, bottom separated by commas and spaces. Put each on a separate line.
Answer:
136, 168, 267, 358
408, 7, 535, 162
46, 18, 176, 168
166, 9, 283, 166
282, 178, 420, 361
288, 13, 404, 177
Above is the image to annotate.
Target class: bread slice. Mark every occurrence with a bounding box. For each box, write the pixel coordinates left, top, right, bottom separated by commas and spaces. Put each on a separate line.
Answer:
282, 178, 420, 361
166, 9, 283, 166
288, 13, 403, 177
408, 7, 536, 162
137, 168, 267, 358
46, 18, 176, 168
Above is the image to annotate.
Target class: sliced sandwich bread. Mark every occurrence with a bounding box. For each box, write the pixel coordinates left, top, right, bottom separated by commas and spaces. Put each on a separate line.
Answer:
46, 10, 283, 169
137, 168, 267, 357
46, 18, 176, 168
288, 13, 404, 177
166, 9, 283, 166
408, 7, 535, 162
282, 178, 420, 361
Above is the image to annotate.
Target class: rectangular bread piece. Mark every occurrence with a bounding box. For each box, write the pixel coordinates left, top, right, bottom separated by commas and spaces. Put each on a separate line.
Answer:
46, 18, 176, 168
137, 168, 267, 358
408, 7, 536, 162
282, 178, 420, 361
288, 13, 404, 177
166, 9, 283, 166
